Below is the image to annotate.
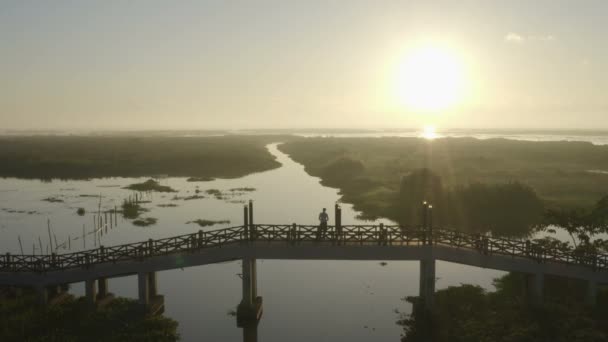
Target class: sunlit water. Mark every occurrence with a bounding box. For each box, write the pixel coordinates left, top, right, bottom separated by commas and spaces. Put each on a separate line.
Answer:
0, 142, 576, 341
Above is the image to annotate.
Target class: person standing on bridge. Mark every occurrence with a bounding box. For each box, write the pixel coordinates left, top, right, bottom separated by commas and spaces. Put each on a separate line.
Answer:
318, 208, 329, 240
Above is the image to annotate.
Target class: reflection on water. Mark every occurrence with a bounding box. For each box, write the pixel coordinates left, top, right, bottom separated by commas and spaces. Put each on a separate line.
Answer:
1, 143, 507, 341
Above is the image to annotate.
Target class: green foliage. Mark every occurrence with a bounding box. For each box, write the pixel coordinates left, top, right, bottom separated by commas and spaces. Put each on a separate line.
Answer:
0, 135, 286, 180
281, 137, 608, 209
281, 137, 608, 236
0, 293, 179, 342
399, 274, 608, 342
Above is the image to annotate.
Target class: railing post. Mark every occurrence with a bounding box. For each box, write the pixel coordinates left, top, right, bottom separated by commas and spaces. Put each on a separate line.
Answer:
198, 230, 203, 248
99, 246, 104, 262
5, 253, 10, 270
244, 205, 249, 241
334, 203, 342, 243
248, 200, 255, 241
428, 204, 433, 245
148, 239, 154, 256
291, 223, 297, 245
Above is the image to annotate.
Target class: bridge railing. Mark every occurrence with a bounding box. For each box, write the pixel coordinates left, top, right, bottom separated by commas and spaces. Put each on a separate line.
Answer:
1, 224, 607, 273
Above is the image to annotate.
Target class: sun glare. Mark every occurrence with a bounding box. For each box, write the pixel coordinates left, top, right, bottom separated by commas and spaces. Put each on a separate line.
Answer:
394, 45, 466, 112
421, 125, 438, 139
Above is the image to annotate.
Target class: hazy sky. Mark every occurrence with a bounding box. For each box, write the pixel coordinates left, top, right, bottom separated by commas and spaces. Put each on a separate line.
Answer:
1, 1, 607, 130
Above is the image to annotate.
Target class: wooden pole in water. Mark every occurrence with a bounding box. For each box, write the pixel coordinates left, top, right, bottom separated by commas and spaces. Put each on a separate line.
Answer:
114, 206, 117, 226
38, 237, 43, 255
68, 235, 71, 250
47, 219, 53, 251
53, 234, 58, 251
32, 244, 36, 255
93, 215, 96, 231
83, 225, 86, 249
17, 235, 24, 254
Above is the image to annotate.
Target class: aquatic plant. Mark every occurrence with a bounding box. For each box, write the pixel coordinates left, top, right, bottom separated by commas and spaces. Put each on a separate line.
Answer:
124, 179, 176, 193
132, 217, 158, 227
186, 219, 230, 227
42, 197, 64, 203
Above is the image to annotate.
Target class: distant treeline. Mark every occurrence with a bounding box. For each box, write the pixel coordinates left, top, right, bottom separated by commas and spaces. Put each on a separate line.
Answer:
280, 137, 608, 236
0, 135, 294, 180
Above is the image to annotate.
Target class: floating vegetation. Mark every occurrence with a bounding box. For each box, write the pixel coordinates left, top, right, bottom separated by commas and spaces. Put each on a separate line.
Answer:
229, 187, 256, 192
121, 201, 148, 219
76, 208, 86, 216
132, 217, 158, 227
228, 200, 246, 204
187, 176, 214, 182
186, 219, 230, 227
123, 179, 176, 193
184, 195, 205, 200
171, 194, 205, 201
157, 203, 178, 208
42, 196, 64, 203
379, 262, 388, 267
200, 187, 257, 201
79, 194, 100, 198
205, 189, 223, 199
97, 184, 122, 188
1, 208, 39, 215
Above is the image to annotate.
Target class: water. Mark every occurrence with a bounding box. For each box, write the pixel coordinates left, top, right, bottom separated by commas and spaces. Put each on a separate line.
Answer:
295, 129, 608, 145
0, 142, 557, 342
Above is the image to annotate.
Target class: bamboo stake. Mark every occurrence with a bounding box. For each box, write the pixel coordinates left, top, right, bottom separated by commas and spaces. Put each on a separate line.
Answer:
17, 235, 24, 254
47, 219, 53, 251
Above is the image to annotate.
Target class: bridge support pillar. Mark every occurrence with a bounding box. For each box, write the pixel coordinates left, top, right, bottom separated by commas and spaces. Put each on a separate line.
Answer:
138, 272, 149, 306
419, 258, 436, 310
586, 280, 598, 306
526, 273, 544, 306
242, 321, 259, 342
85, 279, 97, 306
138, 272, 164, 315
237, 257, 263, 327
35, 285, 48, 306
96, 277, 115, 307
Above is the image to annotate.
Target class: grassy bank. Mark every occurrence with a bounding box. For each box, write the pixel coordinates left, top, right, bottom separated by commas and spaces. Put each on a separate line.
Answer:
279, 137, 608, 234
0, 135, 294, 180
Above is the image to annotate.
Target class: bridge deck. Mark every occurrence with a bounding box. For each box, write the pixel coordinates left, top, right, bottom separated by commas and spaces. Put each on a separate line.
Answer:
1, 225, 607, 286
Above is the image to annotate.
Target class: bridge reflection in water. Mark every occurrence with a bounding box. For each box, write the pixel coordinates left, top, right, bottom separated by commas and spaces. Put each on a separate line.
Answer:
1, 201, 607, 337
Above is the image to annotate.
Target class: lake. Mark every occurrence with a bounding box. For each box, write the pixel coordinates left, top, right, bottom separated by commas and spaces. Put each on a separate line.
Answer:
0, 138, 597, 341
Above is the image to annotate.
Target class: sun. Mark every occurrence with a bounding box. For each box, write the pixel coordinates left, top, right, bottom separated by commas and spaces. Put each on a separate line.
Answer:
394, 45, 466, 112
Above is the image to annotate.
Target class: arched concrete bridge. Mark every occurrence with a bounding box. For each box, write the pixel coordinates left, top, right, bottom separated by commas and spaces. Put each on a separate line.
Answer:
1, 202, 607, 330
